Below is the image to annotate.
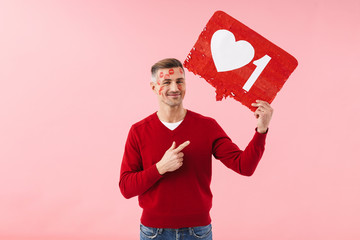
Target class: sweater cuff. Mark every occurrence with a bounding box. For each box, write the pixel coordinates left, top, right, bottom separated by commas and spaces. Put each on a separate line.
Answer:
149, 163, 164, 180
254, 127, 267, 144
255, 127, 268, 134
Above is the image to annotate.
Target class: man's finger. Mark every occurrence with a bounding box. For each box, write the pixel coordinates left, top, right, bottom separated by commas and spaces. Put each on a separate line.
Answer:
252, 102, 272, 113
174, 140, 190, 153
257, 106, 266, 112
169, 141, 176, 150
256, 100, 270, 106
253, 100, 271, 108
254, 109, 263, 118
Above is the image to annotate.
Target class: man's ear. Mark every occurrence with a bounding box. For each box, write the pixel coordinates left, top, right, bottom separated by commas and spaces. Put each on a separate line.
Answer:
150, 81, 157, 93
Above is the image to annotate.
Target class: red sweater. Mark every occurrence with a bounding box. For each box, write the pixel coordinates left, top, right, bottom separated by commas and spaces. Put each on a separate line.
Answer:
119, 110, 267, 228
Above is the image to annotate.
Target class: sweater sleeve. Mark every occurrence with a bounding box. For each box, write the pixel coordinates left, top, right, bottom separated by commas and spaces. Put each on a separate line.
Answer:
119, 125, 163, 199
211, 120, 267, 176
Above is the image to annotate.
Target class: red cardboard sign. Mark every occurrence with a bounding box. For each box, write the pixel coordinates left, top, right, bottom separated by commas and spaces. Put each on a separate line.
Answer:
184, 11, 298, 111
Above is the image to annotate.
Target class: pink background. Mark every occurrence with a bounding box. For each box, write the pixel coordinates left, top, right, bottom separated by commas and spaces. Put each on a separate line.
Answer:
1, 0, 359, 239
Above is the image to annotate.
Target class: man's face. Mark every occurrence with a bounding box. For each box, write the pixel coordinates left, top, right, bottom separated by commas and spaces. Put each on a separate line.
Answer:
151, 67, 186, 107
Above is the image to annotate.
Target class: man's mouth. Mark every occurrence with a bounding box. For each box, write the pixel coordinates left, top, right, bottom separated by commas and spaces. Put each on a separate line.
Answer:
167, 93, 181, 97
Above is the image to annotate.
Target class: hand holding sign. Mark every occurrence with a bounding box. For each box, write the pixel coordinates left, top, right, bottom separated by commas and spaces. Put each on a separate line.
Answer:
184, 11, 298, 111
251, 100, 274, 133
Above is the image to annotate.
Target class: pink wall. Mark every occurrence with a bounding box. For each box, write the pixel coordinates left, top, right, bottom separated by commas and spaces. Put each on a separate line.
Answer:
1, 0, 359, 239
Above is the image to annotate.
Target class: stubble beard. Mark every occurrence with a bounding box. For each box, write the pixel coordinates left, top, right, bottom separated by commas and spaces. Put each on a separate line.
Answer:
161, 94, 183, 108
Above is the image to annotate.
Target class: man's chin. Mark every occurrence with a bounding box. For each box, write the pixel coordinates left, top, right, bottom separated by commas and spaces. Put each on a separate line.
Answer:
164, 100, 182, 107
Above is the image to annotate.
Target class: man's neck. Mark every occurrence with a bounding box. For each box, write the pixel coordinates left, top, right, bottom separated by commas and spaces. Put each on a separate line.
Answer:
157, 105, 187, 123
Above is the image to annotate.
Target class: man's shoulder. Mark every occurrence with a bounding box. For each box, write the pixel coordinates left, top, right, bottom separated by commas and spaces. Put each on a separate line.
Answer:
187, 110, 224, 135
187, 110, 217, 124
131, 112, 157, 130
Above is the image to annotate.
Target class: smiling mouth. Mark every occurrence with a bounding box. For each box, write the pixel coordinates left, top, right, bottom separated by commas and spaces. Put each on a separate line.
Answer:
167, 93, 181, 97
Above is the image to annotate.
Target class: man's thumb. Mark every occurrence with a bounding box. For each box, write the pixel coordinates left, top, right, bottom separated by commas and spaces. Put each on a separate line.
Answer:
170, 141, 176, 150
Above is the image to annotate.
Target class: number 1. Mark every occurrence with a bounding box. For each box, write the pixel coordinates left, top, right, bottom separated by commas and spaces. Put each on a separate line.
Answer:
242, 55, 271, 92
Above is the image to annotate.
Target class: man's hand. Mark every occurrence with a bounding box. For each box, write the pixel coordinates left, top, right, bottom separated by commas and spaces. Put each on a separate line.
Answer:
251, 100, 274, 134
156, 141, 190, 175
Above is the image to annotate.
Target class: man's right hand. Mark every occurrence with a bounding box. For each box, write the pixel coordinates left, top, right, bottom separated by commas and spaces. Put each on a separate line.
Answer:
156, 141, 190, 175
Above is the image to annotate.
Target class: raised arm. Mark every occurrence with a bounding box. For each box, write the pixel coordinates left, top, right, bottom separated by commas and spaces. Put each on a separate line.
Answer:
212, 101, 273, 176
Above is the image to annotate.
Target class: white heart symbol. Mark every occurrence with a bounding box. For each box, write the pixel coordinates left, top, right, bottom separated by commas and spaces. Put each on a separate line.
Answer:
211, 29, 255, 72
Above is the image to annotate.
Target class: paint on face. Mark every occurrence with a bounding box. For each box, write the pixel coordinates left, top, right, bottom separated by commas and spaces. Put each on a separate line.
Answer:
164, 74, 170, 79
177, 84, 183, 91
159, 72, 164, 78
157, 79, 160, 85
179, 68, 183, 74
159, 86, 164, 95
169, 69, 174, 75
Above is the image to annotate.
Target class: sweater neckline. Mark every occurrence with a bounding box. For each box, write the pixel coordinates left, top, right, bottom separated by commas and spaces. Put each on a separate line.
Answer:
153, 109, 191, 133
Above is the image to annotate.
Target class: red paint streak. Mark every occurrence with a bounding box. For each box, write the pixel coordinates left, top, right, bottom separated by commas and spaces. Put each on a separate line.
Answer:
164, 74, 170, 79
159, 72, 164, 78
157, 79, 160, 85
169, 69, 174, 74
183, 11, 298, 112
159, 86, 164, 95
179, 68, 183, 74
177, 85, 183, 91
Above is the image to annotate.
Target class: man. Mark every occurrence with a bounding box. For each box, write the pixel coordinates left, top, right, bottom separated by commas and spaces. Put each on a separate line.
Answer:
119, 58, 273, 240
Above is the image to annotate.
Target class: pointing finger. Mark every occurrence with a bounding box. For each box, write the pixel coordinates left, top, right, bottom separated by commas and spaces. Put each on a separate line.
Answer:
174, 140, 190, 153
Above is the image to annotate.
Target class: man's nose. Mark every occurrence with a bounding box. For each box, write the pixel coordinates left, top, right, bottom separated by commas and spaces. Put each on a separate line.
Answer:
170, 81, 179, 92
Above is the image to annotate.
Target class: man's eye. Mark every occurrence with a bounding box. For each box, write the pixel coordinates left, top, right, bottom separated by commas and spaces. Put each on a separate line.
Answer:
177, 81, 183, 84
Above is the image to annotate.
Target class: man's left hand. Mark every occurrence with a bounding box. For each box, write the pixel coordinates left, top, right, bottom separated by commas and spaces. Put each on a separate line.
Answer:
251, 100, 274, 134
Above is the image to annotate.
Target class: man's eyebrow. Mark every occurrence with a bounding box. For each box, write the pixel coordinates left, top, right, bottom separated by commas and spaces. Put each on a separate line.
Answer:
176, 78, 184, 81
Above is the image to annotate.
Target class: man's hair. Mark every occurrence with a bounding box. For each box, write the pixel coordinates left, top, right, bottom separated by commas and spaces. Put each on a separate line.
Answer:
151, 58, 185, 82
